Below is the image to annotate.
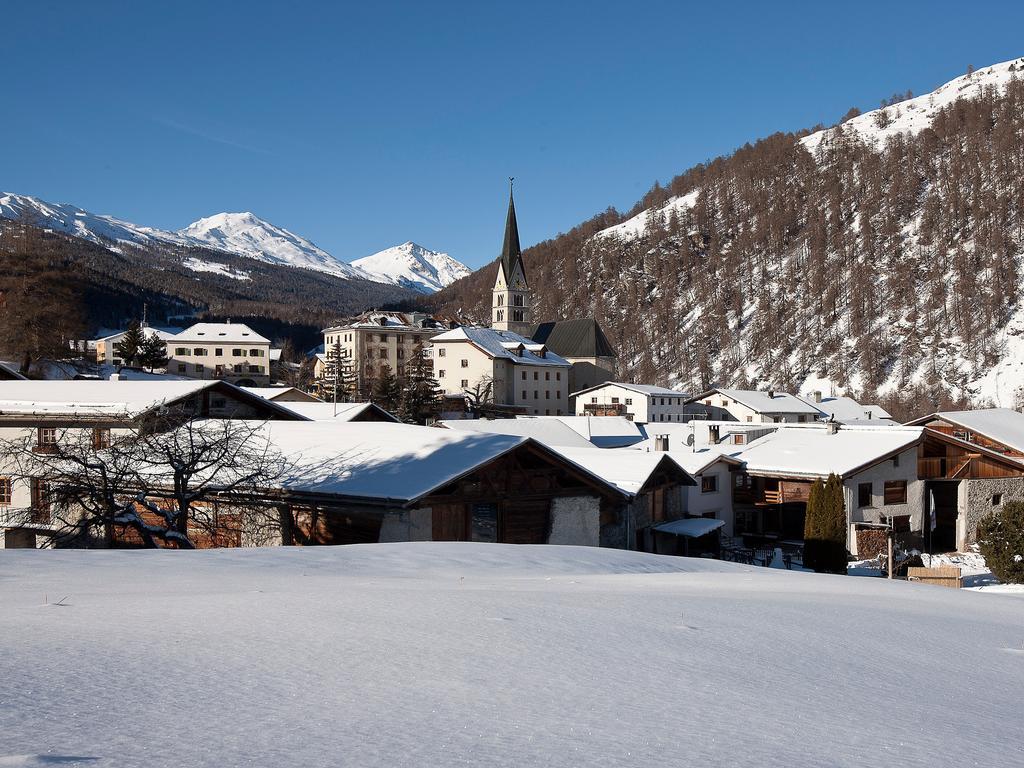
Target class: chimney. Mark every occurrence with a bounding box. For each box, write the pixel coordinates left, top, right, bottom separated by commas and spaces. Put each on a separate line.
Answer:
708, 424, 721, 444
109, 372, 123, 381
654, 434, 670, 452
767, 389, 775, 399
813, 390, 822, 403
826, 419, 839, 435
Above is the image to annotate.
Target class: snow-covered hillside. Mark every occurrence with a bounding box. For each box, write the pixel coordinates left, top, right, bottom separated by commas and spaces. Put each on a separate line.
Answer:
803, 58, 1024, 155
351, 240, 470, 293
180, 212, 365, 279
2, 543, 1021, 767
0, 192, 192, 250
596, 189, 700, 242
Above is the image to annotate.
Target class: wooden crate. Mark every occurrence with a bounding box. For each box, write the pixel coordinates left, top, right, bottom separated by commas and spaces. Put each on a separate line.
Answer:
907, 566, 963, 589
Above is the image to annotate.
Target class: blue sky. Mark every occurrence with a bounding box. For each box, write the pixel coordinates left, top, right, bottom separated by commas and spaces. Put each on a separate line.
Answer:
3, 1, 1023, 269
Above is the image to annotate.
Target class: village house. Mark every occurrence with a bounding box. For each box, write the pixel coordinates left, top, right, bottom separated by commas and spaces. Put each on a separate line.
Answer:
429, 326, 572, 416
686, 388, 824, 424
797, 391, 895, 424
320, 311, 449, 395
0, 361, 26, 380
241, 386, 323, 403
0, 380, 304, 548
167, 322, 272, 386
571, 381, 690, 423
270, 401, 399, 423
92, 325, 181, 366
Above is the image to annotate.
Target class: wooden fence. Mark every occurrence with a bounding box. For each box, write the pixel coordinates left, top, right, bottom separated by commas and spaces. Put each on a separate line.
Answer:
907, 566, 963, 589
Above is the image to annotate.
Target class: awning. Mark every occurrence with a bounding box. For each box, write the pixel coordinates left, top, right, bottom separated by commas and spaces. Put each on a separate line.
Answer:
653, 517, 725, 538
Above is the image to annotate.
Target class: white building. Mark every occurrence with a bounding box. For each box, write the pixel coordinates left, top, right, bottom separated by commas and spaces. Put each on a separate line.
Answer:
429, 326, 571, 416
571, 381, 690, 423
92, 325, 180, 366
167, 322, 272, 386
686, 388, 824, 424
797, 392, 895, 424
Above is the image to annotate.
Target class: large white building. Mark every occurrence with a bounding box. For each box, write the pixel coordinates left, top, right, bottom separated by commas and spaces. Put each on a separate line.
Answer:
686, 388, 824, 424
167, 322, 272, 386
571, 381, 690, 423
429, 326, 571, 416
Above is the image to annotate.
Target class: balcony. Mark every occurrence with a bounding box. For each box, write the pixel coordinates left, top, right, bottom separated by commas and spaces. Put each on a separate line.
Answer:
918, 455, 974, 479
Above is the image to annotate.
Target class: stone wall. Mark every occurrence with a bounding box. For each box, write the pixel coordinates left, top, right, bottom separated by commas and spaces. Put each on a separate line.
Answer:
548, 496, 600, 546
378, 507, 433, 543
958, 477, 1024, 550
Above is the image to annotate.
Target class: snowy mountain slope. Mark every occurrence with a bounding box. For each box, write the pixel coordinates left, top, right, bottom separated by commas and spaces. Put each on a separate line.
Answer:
180, 212, 367, 279
0, 192, 192, 250
350, 240, 470, 293
802, 57, 1024, 155
2, 543, 1022, 767
595, 189, 700, 241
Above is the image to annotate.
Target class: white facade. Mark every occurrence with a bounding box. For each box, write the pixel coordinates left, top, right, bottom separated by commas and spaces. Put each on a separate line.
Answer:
688, 389, 823, 424
572, 382, 689, 423
167, 323, 271, 385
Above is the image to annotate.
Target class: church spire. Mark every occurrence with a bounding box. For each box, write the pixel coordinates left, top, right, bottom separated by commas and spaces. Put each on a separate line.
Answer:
500, 177, 525, 283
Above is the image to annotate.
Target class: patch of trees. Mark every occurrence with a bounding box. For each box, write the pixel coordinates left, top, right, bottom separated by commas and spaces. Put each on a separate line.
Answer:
977, 501, 1024, 584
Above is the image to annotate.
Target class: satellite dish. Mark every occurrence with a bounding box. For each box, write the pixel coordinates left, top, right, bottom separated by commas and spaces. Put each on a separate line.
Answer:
686, 434, 695, 447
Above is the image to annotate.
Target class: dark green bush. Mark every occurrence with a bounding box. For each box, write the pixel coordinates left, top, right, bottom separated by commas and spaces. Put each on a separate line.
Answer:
977, 501, 1024, 584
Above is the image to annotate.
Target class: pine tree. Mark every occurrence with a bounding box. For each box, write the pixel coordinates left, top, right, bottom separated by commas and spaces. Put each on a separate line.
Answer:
322, 340, 357, 402
114, 321, 146, 368
370, 365, 402, 415
804, 474, 847, 574
138, 333, 168, 372
399, 341, 441, 424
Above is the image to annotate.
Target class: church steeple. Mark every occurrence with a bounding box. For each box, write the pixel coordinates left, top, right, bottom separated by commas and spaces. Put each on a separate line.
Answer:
492, 178, 532, 336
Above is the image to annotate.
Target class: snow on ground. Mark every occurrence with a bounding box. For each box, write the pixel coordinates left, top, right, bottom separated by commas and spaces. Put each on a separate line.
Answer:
849, 548, 1024, 595
595, 189, 700, 242
351, 241, 470, 293
182, 257, 251, 281
3, 543, 1023, 767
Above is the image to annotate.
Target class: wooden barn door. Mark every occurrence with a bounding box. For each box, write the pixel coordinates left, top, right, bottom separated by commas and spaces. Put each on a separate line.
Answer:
501, 499, 551, 544
432, 503, 469, 541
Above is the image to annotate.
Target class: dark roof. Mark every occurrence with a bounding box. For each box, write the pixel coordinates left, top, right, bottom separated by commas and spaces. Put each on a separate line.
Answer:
0, 361, 26, 380
530, 318, 617, 359
499, 185, 525, 284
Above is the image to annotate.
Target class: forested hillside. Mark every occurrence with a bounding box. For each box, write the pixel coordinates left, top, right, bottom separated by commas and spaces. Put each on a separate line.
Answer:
0, 221, 417, 366
431, 59, 1024, 419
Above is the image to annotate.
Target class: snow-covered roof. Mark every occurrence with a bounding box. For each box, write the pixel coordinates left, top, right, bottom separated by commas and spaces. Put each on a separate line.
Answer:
92, 326, 181, 343
259, 422, 624, 503
171, 322, 270, 344
522, 415, 645, 448
431, 327, 570, 367
692, 388, 824, 416
548, 446, 694, 496
907, 408, 1024, 455
0, 380, 217, 418
734, 425, 923, 479
653, 447, 743, 476
439, 418, 595, 448
797, 395, 894, 423
272, 401, 398, 423
570, 381, 688, 399
241, 386, 317, 401
654, 517, 725, 538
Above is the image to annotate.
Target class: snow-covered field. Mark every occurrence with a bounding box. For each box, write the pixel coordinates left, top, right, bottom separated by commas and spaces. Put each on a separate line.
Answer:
3, 543, 1023, 767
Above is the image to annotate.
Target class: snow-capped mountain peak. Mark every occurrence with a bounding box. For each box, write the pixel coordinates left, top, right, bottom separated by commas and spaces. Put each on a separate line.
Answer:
351, 241, 471, 293
180, 212, 365, 279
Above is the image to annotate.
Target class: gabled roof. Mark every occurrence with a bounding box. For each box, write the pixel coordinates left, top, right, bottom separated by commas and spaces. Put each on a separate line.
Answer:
439, 418, 595, 448
0, 380, 302, 421
570, 381, 688, 399
733, 425, 922, 479
689, 388, 824, 416
92, 326, 181, 343
528, 415, 645, 448
430, 327, 570, 367
272, 401, 399, 423
796, 394, 894, 423
172, 322, 270, 344
529, 319, 617, 359
0, 361, 26, 380
258, 421, 626, 504
547, 446, 695, 496
241, 386, 322, 403
905, 408, 1024, 455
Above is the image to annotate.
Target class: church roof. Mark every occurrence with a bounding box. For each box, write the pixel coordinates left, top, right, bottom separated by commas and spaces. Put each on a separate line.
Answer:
530, 318, 617, 359
499, 184, 526, 284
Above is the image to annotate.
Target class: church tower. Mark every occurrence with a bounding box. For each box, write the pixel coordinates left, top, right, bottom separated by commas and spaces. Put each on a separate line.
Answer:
491, 180, 531, 336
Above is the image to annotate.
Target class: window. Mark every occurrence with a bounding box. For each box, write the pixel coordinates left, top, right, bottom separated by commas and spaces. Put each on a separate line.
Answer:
797, 415, 806, 423
513, 310, 524, 322
36, 428, 57, 452
625, 398, 632, 405
545, 371, 550, 381
461, 359, 469, 368
233, 349, 244, 357
438, 348, 446, 357
195, 363, 204, 373
611, 397, 619, 404
858, 482, 872, 508
892, 453, 900, 468
175, 347, 189, 356
533, 372, 538, 380
0, 477, 11, 505
211, 398, 227, 409
883, 481, 907, 505
522, 390, 527, 399
234, 364, 244, 373
556, 372, 561, 381
438, 370, 445, 378
521, 371, 527, 380
215, 348, 223, 356
178, 363, 186, 373
379, 349, 388, 359
534, 390, 538, 399
513, 294, 524, 307
701, 475, 718, 493
733, 434, 746, 445
746, 416, 753, 423
30, 478, 50, 523
380, 334, 388, 342
992, 493, 1003, 506
193, 347, 207, 356
92, 428, 111, 449
545, 390, 550, 399
591, 397, 597, 404
461, 379, 469, 388
249, 349, 264, 357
